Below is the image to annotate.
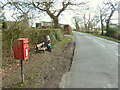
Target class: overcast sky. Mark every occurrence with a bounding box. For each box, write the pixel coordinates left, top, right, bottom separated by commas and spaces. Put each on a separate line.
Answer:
2, 0, 118, 28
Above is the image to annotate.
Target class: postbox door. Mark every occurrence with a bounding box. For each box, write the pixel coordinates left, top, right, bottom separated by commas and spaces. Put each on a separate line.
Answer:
23, 44, 29, 60
14, 40, 24, 60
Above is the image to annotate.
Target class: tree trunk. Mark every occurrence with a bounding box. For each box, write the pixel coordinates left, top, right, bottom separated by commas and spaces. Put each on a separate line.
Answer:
46, 9, 59, 28
101, 20, 104, 35
106, 10, 115, 32
53, 16, 59, 28
106, 20, 110, 32
101, 24, 104, 35
100, 13, 104, 35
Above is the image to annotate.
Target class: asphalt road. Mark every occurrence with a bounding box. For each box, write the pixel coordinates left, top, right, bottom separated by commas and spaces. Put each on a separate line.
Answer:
59, 31, 118, 88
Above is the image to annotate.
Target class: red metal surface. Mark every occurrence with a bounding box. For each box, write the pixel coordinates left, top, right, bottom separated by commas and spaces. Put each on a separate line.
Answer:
14, 38, 29, 60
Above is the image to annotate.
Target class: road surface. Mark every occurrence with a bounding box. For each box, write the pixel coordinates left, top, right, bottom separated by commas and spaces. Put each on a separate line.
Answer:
59, 31, 118, 88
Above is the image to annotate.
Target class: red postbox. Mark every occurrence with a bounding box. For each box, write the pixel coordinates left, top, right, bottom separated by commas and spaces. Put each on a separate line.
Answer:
14, 38, 29, 60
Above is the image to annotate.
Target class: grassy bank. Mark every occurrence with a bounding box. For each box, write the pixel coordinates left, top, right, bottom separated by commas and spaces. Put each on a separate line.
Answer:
86, 33, 119, 43
2, 29, 63, 69
13, 36, 73, 88
74, 29, 119, 43
53, 37, 72, 49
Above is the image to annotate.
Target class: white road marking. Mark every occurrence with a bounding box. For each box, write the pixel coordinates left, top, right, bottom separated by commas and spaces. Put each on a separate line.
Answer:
86, 35, 107, 48
91, 39, 106, 48
99, 43, 106, 47
115, 43, 118, 45
116, 54, 120, 56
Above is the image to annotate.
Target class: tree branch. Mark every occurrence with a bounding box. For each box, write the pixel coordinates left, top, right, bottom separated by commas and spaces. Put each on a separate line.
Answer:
32, 2, 46, 11
57, 2, 70, 17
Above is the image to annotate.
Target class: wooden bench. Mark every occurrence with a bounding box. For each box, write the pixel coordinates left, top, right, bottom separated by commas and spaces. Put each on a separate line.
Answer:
36, 43, 47, 53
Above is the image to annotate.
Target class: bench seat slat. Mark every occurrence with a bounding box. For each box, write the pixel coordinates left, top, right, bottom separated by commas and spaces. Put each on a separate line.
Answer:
36, 43, 47, 52
37, 43, 43, 47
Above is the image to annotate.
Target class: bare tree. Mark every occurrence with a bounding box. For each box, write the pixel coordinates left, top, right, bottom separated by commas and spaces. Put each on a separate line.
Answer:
82, 13, 87, 31
1, 1, 31, 56
104, 0, 118, 32
72, 16, 81, 30
2, 0, 87, 28
97, 4, 108, 35
80, 11, 99, 32
100, 10, 104, 35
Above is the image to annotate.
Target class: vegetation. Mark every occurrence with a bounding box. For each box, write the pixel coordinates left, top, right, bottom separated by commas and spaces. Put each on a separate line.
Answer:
86, 32, 119, 43
75, 25, 119, 42
71, 0, 118, 38
2, 1, 86, 28
2, 21, 8, 29
72, 16, 81, 30
51, 37, 72, 51
105, 26, 119, 40
2, 29, 63, 58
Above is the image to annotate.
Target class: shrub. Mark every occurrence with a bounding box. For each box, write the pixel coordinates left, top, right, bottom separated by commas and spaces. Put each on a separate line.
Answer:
93, 30, 100, 35
49, 31, 57, 44
2, 29, 63, 58
54, 30, 63, 41
105, 26, 119, 40
2, 21, 8, 29
2, 29, 21, 57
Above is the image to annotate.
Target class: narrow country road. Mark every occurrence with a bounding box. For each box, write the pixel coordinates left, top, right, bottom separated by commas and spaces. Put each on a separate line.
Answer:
59, 31, 118, 88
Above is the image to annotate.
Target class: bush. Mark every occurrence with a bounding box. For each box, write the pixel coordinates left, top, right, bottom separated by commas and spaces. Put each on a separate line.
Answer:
49, 31, 57, 44
105, 27, 119, 40
93, 30, 100, 35
2, 29, 63, 58
54, 30, 63, 41
2, 29, 21, 57
2, 21, 8, 29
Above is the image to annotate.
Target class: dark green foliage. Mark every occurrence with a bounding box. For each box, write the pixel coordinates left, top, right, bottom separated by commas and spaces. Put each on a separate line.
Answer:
54, 30, 63, 41
105, 26, 119, 40
36, 23, 39, 28
2, 29, 21, 57
2, 29, 63, 58
2, 21, 8, 29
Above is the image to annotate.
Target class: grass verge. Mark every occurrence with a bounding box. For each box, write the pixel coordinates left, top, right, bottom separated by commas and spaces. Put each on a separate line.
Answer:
86, 33, 119, 43
76, 30, 119, 43
53, 37, 72, 50
15, 37, 73, 88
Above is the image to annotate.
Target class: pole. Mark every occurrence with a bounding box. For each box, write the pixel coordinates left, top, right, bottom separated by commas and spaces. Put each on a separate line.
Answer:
21, 60, 24, 83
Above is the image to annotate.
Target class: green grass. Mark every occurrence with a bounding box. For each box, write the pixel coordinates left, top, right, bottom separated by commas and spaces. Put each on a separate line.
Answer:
99, 30, 107, 34
26, 37, 72, 61
76, 29, 119, 43
70, 32, 74, 35
26, 28, 59, 31
86, 33, 119, 43
53, 37, 72, 49
14, 37, 72, 88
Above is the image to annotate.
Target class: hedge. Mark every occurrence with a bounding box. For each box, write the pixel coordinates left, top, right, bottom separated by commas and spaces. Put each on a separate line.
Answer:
105, 26, 120, 40
2, 29, 63, 58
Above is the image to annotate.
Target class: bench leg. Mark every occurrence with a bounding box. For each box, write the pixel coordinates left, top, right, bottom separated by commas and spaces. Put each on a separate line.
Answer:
43, 50, 45, 53
36, 46, 39, 52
